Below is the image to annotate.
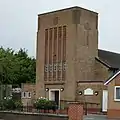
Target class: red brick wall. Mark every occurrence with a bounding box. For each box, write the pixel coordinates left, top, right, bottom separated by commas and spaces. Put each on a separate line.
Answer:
107, 109, 120, 119
68, 103, 83, 120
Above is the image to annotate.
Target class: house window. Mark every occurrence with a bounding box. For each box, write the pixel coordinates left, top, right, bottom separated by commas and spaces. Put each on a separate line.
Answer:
24, 92, 26, 97
114, 86, 120, 101
22, 92, 26, 98
27, 92, 31, 98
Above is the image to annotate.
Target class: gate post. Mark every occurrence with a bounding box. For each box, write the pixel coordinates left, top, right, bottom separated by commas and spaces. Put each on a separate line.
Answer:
68, 102, 84, 120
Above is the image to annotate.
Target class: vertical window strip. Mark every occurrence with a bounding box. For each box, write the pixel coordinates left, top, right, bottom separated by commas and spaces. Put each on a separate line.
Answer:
62, 26, 67, 81
63, 26, 66, 61
44, 29, 48, 81
53, 27, 57, 80
58, 26, 62, 61
49, 28, 53, 64
53, 27, 57, 62
58, 26, 62, 80
49, 28, 53, 81
45, 29, 48, 64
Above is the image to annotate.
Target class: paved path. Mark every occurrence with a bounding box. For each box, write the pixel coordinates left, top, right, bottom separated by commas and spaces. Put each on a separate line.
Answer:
84, 114, 107, 120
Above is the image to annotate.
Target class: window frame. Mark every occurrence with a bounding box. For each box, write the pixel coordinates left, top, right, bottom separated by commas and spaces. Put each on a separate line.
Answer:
114, 86, 120, 101
27, 92, 31, 99
53, 63, 57, 71
44, 65, 48, 72
49, 64, 53, 72
22, 92, 27, 98
58, 62, 62, 71
63, 62, 66, 71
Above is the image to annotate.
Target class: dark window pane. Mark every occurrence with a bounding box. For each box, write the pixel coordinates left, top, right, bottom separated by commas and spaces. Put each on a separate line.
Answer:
116, 88, 120, 99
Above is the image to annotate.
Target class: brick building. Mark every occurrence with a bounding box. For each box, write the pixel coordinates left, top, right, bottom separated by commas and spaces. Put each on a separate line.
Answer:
21, 83, 36, 106
35, 6, 120, 112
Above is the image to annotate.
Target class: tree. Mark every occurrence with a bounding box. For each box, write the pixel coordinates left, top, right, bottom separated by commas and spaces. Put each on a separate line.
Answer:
0, 47, 36, 85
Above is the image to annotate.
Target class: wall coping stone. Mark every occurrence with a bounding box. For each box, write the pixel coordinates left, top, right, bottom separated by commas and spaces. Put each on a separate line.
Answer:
0, 111, 68, 118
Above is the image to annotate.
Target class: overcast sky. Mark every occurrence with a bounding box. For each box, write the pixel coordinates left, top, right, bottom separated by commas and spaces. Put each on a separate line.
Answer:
0, 0, 120, 57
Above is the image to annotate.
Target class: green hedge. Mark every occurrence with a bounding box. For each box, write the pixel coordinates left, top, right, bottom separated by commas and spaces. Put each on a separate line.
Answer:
33, 98, 58, 110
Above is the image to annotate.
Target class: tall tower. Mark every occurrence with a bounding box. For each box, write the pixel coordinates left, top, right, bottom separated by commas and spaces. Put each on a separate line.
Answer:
36, 6, 98, 103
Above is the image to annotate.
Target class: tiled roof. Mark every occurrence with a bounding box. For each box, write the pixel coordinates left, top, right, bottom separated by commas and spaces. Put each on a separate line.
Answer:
98, 49, 120, 69
98, 49, 120, 85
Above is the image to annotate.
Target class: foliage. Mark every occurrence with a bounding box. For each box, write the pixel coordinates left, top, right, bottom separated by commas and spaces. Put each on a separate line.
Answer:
0, 99, 5, 110
0, 47, 36, 85
0, 98, 23, 111
4, 98, 16, 110
33, 98, 58, 111
14, 100, 23, 111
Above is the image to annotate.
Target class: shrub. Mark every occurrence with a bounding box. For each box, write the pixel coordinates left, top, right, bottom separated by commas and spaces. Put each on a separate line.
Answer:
0, 98, 23, 111
14, 100, 23, 111
4, 98, 16, 110
34, 98, 47, 109
0, 100, 6, 110
33, 98, 57, 111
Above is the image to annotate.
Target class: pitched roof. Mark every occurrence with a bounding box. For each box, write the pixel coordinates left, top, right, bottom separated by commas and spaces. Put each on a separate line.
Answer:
98, 49, 120, 69
95, 57, 111, 68
104, 70, 120, 85
98, 49, 120, 85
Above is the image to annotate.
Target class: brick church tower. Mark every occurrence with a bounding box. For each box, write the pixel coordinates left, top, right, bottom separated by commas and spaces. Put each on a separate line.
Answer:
36, 6, 98, 105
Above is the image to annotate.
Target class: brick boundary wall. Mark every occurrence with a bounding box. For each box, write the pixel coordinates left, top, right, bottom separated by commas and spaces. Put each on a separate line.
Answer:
0, 111, 68, 120
0, 103, 84, 120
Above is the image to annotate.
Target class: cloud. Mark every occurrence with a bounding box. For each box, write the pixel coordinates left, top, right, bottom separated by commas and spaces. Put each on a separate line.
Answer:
0, 0, 120, 56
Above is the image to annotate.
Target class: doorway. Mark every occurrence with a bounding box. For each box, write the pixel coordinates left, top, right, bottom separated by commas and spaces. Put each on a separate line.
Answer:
102, 90, 108, 112
49, 89, 60, 108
